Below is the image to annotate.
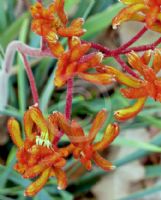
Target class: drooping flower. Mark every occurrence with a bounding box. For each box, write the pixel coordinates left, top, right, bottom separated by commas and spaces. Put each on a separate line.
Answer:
112, 0, 161, 32
7, 105, 71, 196
30, 0, 86, 57
100, 50, 161, 120
58, 109, 119, 171
54, 37, 114, 87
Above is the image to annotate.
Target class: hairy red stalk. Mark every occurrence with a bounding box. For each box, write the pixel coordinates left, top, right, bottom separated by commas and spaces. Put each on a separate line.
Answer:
112, 26, 147, 54
53, 78, 73, 145
65, 78, 73, 120
87, 41, 111, 55
21, 53, 39, 105
3, 41, 53, 73
114, 55, 139, 78
120, 37, 161, 54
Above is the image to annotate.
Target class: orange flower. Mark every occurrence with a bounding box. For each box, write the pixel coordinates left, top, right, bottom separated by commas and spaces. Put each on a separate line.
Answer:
101, 50, 161, 120
112, 0, 161, 32
54, 37, 114, 87
62, 109, 119, 171
7, 106, 71, 196
30, 0, 86, 57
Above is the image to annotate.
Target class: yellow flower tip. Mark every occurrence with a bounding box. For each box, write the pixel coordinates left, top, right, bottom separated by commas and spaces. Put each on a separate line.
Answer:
155, 48, 161, 54
29, 103, 38, 110
83, 28, 87, 33
112, 23, 119, 30
97, 52, 104, 62
57, 185, 63, 190
111, 165, 116, 170
114, 110, 134, 121
79, 17, 85, 23
114, 98, 146, 121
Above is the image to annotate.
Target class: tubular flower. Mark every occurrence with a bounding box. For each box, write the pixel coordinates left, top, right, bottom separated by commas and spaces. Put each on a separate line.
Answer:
101, 50, 161, 120
30, 0, 86, 57
7, 105, 72, 196
63, 109, 119, 171
112, 0, 161, 32
54, 37, 114, 87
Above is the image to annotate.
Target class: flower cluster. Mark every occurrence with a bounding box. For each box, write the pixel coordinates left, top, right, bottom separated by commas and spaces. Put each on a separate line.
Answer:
5, 0, 161, 197
30, 0, 85, 57
112, 0, 161, 32
8, 106, 118, 196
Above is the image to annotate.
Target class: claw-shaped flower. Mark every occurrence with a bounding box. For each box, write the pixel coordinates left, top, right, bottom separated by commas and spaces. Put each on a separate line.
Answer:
112, 0, 161, 32
30, 0, 86, 57
54, 37, 114, 87
101, 50, 161, 120
61, 109, 119, 171
7, 106, 71, 196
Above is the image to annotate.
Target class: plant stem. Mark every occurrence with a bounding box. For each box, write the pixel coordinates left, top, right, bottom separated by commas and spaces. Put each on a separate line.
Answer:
3, 41, 52, 73
112, 26, 147, 54
53, 78, 73, 145
65, 78, 73, 120
121, 37, 161, 54
21, 53, 39, 105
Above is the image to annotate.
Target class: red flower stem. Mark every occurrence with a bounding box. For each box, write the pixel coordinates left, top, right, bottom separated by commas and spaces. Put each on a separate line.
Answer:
53, 78, 73, 145
65, 78, 73, 120
114, 55, 139, 78
21, 53, 39, 105
112, 26, 147, 54
120, 37, 161, 54
41, 38, 47, 51
87, 41, 111, 55
83, 41, 138, 77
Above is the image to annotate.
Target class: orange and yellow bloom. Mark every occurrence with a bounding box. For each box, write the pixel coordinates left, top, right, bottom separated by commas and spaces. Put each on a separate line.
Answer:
100, 50, 161, 120
7, 106, 70, 196
7, 106, 119, 196
63, 109, 119, 171
30, 0, 86, 57
113, 0, 161, 32
54, 37, 114, 87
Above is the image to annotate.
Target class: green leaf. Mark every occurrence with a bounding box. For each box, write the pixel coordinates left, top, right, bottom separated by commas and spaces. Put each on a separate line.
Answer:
65, 0, 80, 11
113, 136, 161, 153
74, 0, 95, 19
17, 19, 30, 114
0, 107, 21, 120
0, 1, 7, 32
145, 165, 161, 178
0, 12, 29, 48
40, 67, 56, 112
137, 114, 161, 129
115, 133, 161, 167
60, 191, 74, 200
0, 158, 16, 188
82, 3, 124, 39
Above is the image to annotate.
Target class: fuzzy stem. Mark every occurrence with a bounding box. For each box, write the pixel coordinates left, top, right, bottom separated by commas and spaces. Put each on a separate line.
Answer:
112, 26, 147, 54
21, 53, 39, 105
3, 41, 53, 73
65, 78, 73, 120
120, 37, 161, 54
53, 78, 73, 145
